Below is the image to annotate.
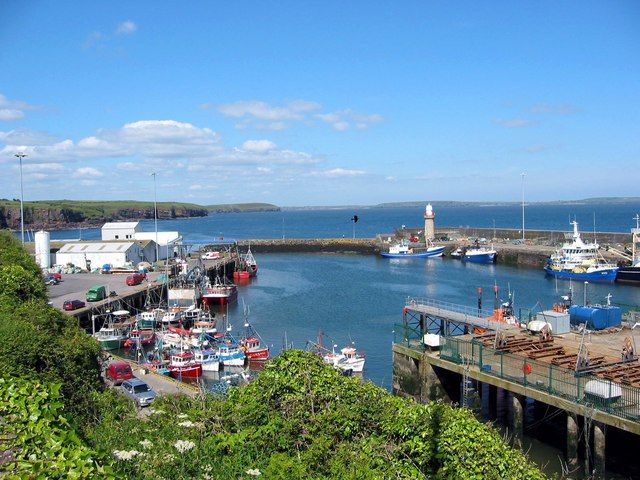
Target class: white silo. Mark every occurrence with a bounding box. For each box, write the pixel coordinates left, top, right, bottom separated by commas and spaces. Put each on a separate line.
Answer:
34, 230, 51, 269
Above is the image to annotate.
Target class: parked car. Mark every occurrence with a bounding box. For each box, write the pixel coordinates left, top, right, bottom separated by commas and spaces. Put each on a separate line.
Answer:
201, 251, 221, 260
44, 275, 58, 286
106, 360, 134, 385
63, 299, 86, 311
86, 285, 107, 302
126, 273, 146, 286
120, 378, 157, 407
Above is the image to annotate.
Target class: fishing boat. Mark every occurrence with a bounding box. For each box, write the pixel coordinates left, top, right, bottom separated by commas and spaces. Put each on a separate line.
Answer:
94, 326, 129, 350
192, 347, 220, 372
240, 322, 270, 360
191, 319, 217, 335
323, 344, 366, 373
380, 239, 445, 258
242, 246, 258, 277
136, 308, 165, 329
168, 351, 203, 379
462, 246, 497, 264
123, 328, 156, 348
544, 221, 618, 283
616, 215, 640, 284
450, 247, 464, 259
202, 276, 238, 306
217, 343, 246, 366
160, 310, 185, 329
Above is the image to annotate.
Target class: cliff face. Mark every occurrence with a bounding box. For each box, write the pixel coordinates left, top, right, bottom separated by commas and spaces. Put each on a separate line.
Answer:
0, 205, 208, 230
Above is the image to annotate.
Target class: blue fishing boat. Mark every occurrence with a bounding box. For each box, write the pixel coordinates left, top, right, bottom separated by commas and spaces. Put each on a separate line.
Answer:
544, 221, 618, 283
380, 240, 445, 258
462, 247, 497, 264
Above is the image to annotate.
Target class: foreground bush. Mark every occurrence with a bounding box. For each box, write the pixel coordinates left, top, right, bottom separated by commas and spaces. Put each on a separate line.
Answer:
86, 350, 546, 479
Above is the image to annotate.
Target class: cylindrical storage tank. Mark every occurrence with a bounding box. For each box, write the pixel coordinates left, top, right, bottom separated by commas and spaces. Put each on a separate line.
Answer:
569, 306, 609, 330
34, 230, 51, 269
604, 306, 622, 328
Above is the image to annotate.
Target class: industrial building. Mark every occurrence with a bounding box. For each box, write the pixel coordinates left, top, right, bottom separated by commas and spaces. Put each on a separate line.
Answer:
55, 241, 145, 270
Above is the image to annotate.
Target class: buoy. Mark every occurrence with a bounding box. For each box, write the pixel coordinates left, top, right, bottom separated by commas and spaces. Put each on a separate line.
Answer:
522, 363, 532, 375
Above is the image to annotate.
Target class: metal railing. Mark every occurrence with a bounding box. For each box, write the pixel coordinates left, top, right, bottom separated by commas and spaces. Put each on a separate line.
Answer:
405, 297, 494, 319
439, 335, 640, 423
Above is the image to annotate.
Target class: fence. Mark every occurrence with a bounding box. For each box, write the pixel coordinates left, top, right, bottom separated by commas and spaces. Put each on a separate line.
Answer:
394, 323, 640, 423
440, 335, 640, 422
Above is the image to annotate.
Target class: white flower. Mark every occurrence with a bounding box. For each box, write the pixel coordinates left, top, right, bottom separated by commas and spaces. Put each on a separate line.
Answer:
177, 413, 189, 419
139, 439, 153, 449
113, 449, 142, 461
246, 468, 262, 476
149, 408, 165, 415
174, 439, 196, 453
164, 453, 176, 462
178, 420, 196, 428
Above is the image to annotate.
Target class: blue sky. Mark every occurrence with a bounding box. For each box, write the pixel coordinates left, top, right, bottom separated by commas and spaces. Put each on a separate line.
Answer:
1, 1, 638, 206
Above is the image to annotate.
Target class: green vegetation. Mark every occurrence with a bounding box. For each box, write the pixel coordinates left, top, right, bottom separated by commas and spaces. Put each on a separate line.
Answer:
0, 230, 545, 479
205, 202, 280, 213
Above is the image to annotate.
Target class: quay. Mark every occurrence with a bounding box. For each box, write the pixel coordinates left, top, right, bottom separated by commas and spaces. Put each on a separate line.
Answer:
392, 298, 640, 478
52, 255, 237, 331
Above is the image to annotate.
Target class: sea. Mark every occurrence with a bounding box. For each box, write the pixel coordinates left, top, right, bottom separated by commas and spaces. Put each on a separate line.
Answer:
41, 202, 640, 478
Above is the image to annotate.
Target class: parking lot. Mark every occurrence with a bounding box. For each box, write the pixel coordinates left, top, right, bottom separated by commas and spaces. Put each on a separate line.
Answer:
47, 271, 163, 312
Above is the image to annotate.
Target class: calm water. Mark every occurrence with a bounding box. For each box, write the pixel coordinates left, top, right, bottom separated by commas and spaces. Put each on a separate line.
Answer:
45, 202, 640, 242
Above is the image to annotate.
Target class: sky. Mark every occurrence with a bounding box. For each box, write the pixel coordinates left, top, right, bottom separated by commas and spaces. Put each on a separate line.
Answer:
0, 1, 639, 206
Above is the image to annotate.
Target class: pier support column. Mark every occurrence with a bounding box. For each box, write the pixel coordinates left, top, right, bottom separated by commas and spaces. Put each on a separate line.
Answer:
566, 413, 578, 469
509, 393, 524, 448
593, 423, 606, 479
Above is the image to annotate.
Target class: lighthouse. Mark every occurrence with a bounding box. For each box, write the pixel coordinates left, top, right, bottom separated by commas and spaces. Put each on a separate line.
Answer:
424, 203, 435, 243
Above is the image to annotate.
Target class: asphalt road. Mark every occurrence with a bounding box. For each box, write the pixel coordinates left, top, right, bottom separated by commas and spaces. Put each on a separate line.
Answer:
47, 272, 163, 311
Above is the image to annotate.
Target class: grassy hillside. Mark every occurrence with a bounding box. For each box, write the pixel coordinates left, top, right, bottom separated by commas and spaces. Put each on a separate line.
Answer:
205, 202, 280, 212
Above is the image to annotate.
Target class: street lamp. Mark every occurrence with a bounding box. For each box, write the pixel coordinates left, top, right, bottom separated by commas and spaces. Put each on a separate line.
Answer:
583, 281, 589, 306
15, 153, 27, 244
521, 172, 526, 241
151, 172, 159, 264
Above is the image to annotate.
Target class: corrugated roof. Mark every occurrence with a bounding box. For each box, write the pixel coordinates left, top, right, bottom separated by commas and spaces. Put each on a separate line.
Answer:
101, 222, 140, 229
58, 242, 136, 253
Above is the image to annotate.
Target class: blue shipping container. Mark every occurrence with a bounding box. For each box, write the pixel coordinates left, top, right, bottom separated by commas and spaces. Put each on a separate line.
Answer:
569, 305, 621, 330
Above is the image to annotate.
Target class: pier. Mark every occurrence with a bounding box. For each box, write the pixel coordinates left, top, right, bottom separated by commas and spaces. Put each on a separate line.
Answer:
392, 298, 640, 478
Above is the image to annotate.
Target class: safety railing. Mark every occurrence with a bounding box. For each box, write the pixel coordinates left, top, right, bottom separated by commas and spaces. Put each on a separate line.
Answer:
439, 336, 640, 423
405, 297, 495, 319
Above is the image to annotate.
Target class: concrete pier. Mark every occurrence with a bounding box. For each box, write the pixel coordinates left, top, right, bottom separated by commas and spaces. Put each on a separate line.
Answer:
510, 393, 524, 448
566, 413, 579, 469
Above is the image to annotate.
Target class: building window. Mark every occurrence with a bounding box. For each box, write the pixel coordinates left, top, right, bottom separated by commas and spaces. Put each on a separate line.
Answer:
115, 235, 119, 239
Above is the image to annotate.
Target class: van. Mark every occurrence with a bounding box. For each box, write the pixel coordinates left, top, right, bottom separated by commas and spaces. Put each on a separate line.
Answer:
86, 285, 107, 302
106, 360, 134, 385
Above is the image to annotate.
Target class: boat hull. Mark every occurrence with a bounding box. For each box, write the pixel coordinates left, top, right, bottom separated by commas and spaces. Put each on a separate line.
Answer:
169, 365, 203, 379
98, 338, 124, 350
616, 266, 640, 284
245, 348, 270, 360
463, 252, 496, 264
544, 267, 618, 283
219, 353, 246, 366
381, 246, 445, 258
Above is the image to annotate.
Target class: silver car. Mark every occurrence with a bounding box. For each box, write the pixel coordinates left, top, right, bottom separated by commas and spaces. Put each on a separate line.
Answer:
120, 378, 157, 407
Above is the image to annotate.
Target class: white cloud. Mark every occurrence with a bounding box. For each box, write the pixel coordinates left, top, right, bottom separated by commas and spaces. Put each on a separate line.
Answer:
116, 20, 137, 35
493, 118, 531, 128
257, 167, 272, 173
310, 168, 366, 178
0, 129, 58, 145
217, 100, 320, 122
83, 31, 106, 50
0, 94, 39, 121
315, 109, 383, 131
532, 103, 579, 115
76, 166, 104, 178
242, 139, 277, 153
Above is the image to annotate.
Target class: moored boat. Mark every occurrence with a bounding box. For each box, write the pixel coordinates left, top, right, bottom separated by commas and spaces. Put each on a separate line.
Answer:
322, 344, 366, 373
544, 221, 618, 283
381, 239, 445, 258
137, 308, 165, 329
168, 351, 202, 378
94, 326, 128, 350
124, 328, 156, 348
192, 347, 220, 372
240, 321, 270, 361
463, 247, 497, 264
202, 276, 238, 306
616, 215, 640, 284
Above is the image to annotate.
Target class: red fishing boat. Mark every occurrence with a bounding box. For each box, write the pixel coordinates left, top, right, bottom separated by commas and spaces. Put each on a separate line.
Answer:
239, 314, 269, 361
168, 351, 202, 379
123, 328, 156, 348
201, 276, 238, 306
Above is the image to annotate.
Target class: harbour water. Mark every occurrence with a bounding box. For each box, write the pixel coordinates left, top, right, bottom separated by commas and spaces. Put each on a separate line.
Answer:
45, 202, 640, 242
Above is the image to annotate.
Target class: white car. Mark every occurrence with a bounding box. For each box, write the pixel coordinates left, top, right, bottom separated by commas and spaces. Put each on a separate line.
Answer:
201, 251, 222, 260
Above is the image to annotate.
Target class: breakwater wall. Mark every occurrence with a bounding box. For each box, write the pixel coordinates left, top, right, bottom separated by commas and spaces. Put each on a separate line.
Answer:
238, 238, 378, 254
440, 227, 632, 245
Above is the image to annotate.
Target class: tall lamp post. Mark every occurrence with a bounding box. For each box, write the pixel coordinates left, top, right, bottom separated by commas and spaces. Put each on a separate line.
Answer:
151, 172, 159, 264
521, 172, 526, 241
15, 153, 27, 244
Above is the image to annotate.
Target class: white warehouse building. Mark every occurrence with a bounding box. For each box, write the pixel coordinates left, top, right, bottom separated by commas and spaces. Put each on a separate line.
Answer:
55, 242, 144, 270
101, 222, 142, 241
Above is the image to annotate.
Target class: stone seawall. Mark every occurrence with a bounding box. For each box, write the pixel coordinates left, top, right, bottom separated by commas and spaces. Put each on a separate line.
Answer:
238, 238, 379, 254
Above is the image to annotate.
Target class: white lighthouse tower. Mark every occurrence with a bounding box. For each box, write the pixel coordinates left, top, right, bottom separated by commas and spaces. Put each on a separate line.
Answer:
424, 203, 435, 244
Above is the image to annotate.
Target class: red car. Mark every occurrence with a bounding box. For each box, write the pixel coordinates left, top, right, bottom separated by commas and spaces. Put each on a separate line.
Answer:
51, 272, 62, 281
63, 299, 85, 311
126, 273, 146, 286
